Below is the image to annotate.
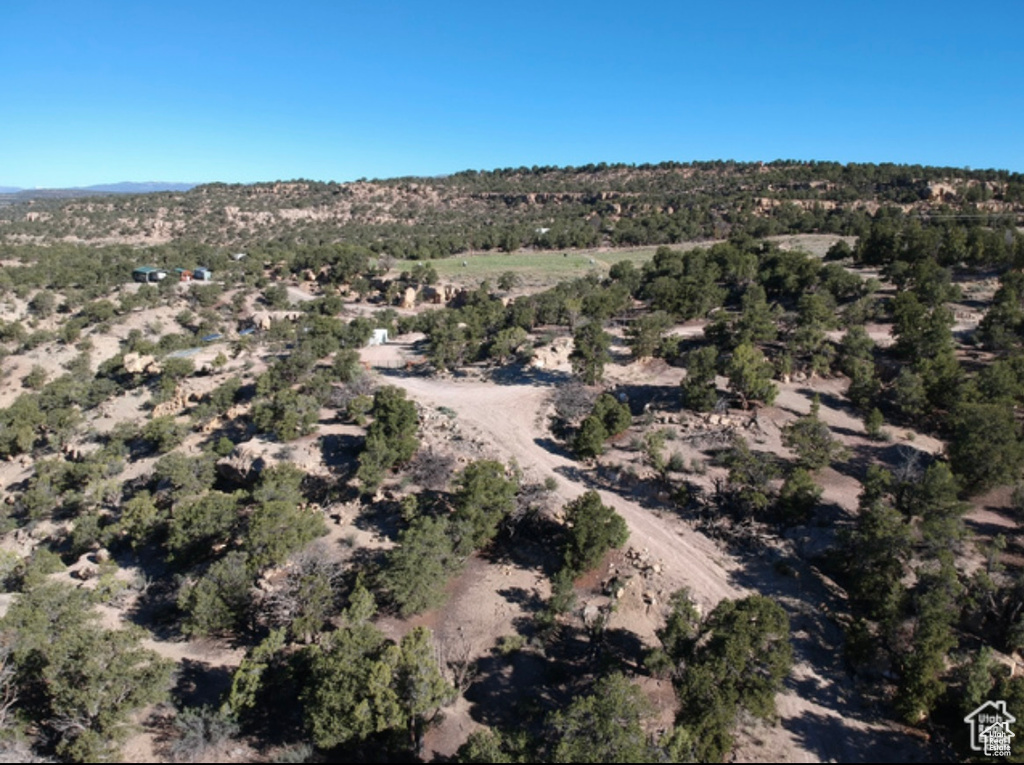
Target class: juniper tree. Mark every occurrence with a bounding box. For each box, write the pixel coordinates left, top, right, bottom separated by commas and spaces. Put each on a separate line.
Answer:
948, 402, 1024, 494
357, 385, 420, 492
245, 499, 327, 571
592, 393, 631, 436
670, 594, 793, 763
2, 582, 172, 761
570, 321, 612, 385
781, 395, 849, 471
720, 436, 779, 520
625, 311, 671, 359
395, 627, 456, 755
843, 466, 911, 626
681, 345, 719, 412
548, 673, 662, 763
895, 558, 961, 723
451, 460, 519, 552
561, 491, 628, 575
726, 342, 777, 409
777, 467, 823, 524
383, 515, 461, 617
303, 620, 452, 755
178, 551, 255, 637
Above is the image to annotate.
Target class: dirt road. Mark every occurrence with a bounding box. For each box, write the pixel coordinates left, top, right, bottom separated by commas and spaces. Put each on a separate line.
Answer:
384, 366, 934, 763
387, 372, 742, 610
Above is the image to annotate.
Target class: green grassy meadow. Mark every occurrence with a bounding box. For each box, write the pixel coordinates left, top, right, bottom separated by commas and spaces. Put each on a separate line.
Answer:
429, 246, 661, 287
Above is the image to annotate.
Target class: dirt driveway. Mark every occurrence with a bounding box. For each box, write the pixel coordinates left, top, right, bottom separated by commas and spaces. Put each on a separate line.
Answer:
379, 360, 933, 762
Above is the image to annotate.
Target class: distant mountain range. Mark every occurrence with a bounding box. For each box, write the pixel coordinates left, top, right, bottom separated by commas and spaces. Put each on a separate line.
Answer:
0, 182, 197, 199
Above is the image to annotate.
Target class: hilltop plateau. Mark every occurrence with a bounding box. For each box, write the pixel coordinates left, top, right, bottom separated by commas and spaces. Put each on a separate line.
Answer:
1, 161, 1021, 252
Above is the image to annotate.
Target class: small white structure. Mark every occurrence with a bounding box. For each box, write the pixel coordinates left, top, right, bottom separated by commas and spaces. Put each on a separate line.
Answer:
230, 252, 247, 261
368, 329, 389, 347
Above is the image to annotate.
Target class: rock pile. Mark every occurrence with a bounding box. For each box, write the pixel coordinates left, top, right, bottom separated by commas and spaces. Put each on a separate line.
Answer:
122, 352, 160, 375
217, 440, 280, 484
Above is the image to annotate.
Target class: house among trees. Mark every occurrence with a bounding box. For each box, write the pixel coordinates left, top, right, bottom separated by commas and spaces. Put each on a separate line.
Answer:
132, 266, 167, 283
193, 267, 213, 281
368, 328, 389, 346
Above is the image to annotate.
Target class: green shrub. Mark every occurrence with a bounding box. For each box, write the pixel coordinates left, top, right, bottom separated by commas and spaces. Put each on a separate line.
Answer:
562, 491, 629, 575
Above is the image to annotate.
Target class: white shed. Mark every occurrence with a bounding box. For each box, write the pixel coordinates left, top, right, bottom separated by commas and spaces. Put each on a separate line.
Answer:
368, 329, 389, 346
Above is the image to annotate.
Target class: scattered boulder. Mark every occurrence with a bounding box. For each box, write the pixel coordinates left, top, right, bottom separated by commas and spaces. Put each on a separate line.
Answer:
123, 352, 157, 374
74, 565, 97, 581
925, 182, 957, 200
152, 395, 187, 418
217, 440, 280, 485
248, 312, 273, 330
529, 336, 573, 369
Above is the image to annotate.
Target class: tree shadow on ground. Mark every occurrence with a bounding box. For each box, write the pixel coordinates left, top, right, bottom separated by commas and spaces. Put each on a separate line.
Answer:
142, 708, 180, 760
172, 658, 234, 708
496, 586, 546, 614
319, 432, 361, 473
465, 649, 552, 729
533, 436, 576, 461
727, 552, 902, 731
796, 387, 864, 419
611, 382, 683, 415
487, 364, 571, 387
549, 461, 678, 518
609, 347, 634, 367
116, 547, 187, 640
596, 627, 649, 674
465, 619, 631, 728
299, 472, 337, 506
827, 424, 869, 440
484, 522, 563, 578
810, 499, 851, 528
865, 440, 936, 475
203, 419, 251, 451
351, 496, 404, 543
343, 544, 388, 579
782, 708, 939, 763
832, 439, 937, 487
376, 364, 434, 381
965, 510, 1018, 541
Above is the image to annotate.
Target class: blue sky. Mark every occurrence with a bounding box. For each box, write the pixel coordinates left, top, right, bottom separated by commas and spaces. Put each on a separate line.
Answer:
1, 1, 1021, 187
